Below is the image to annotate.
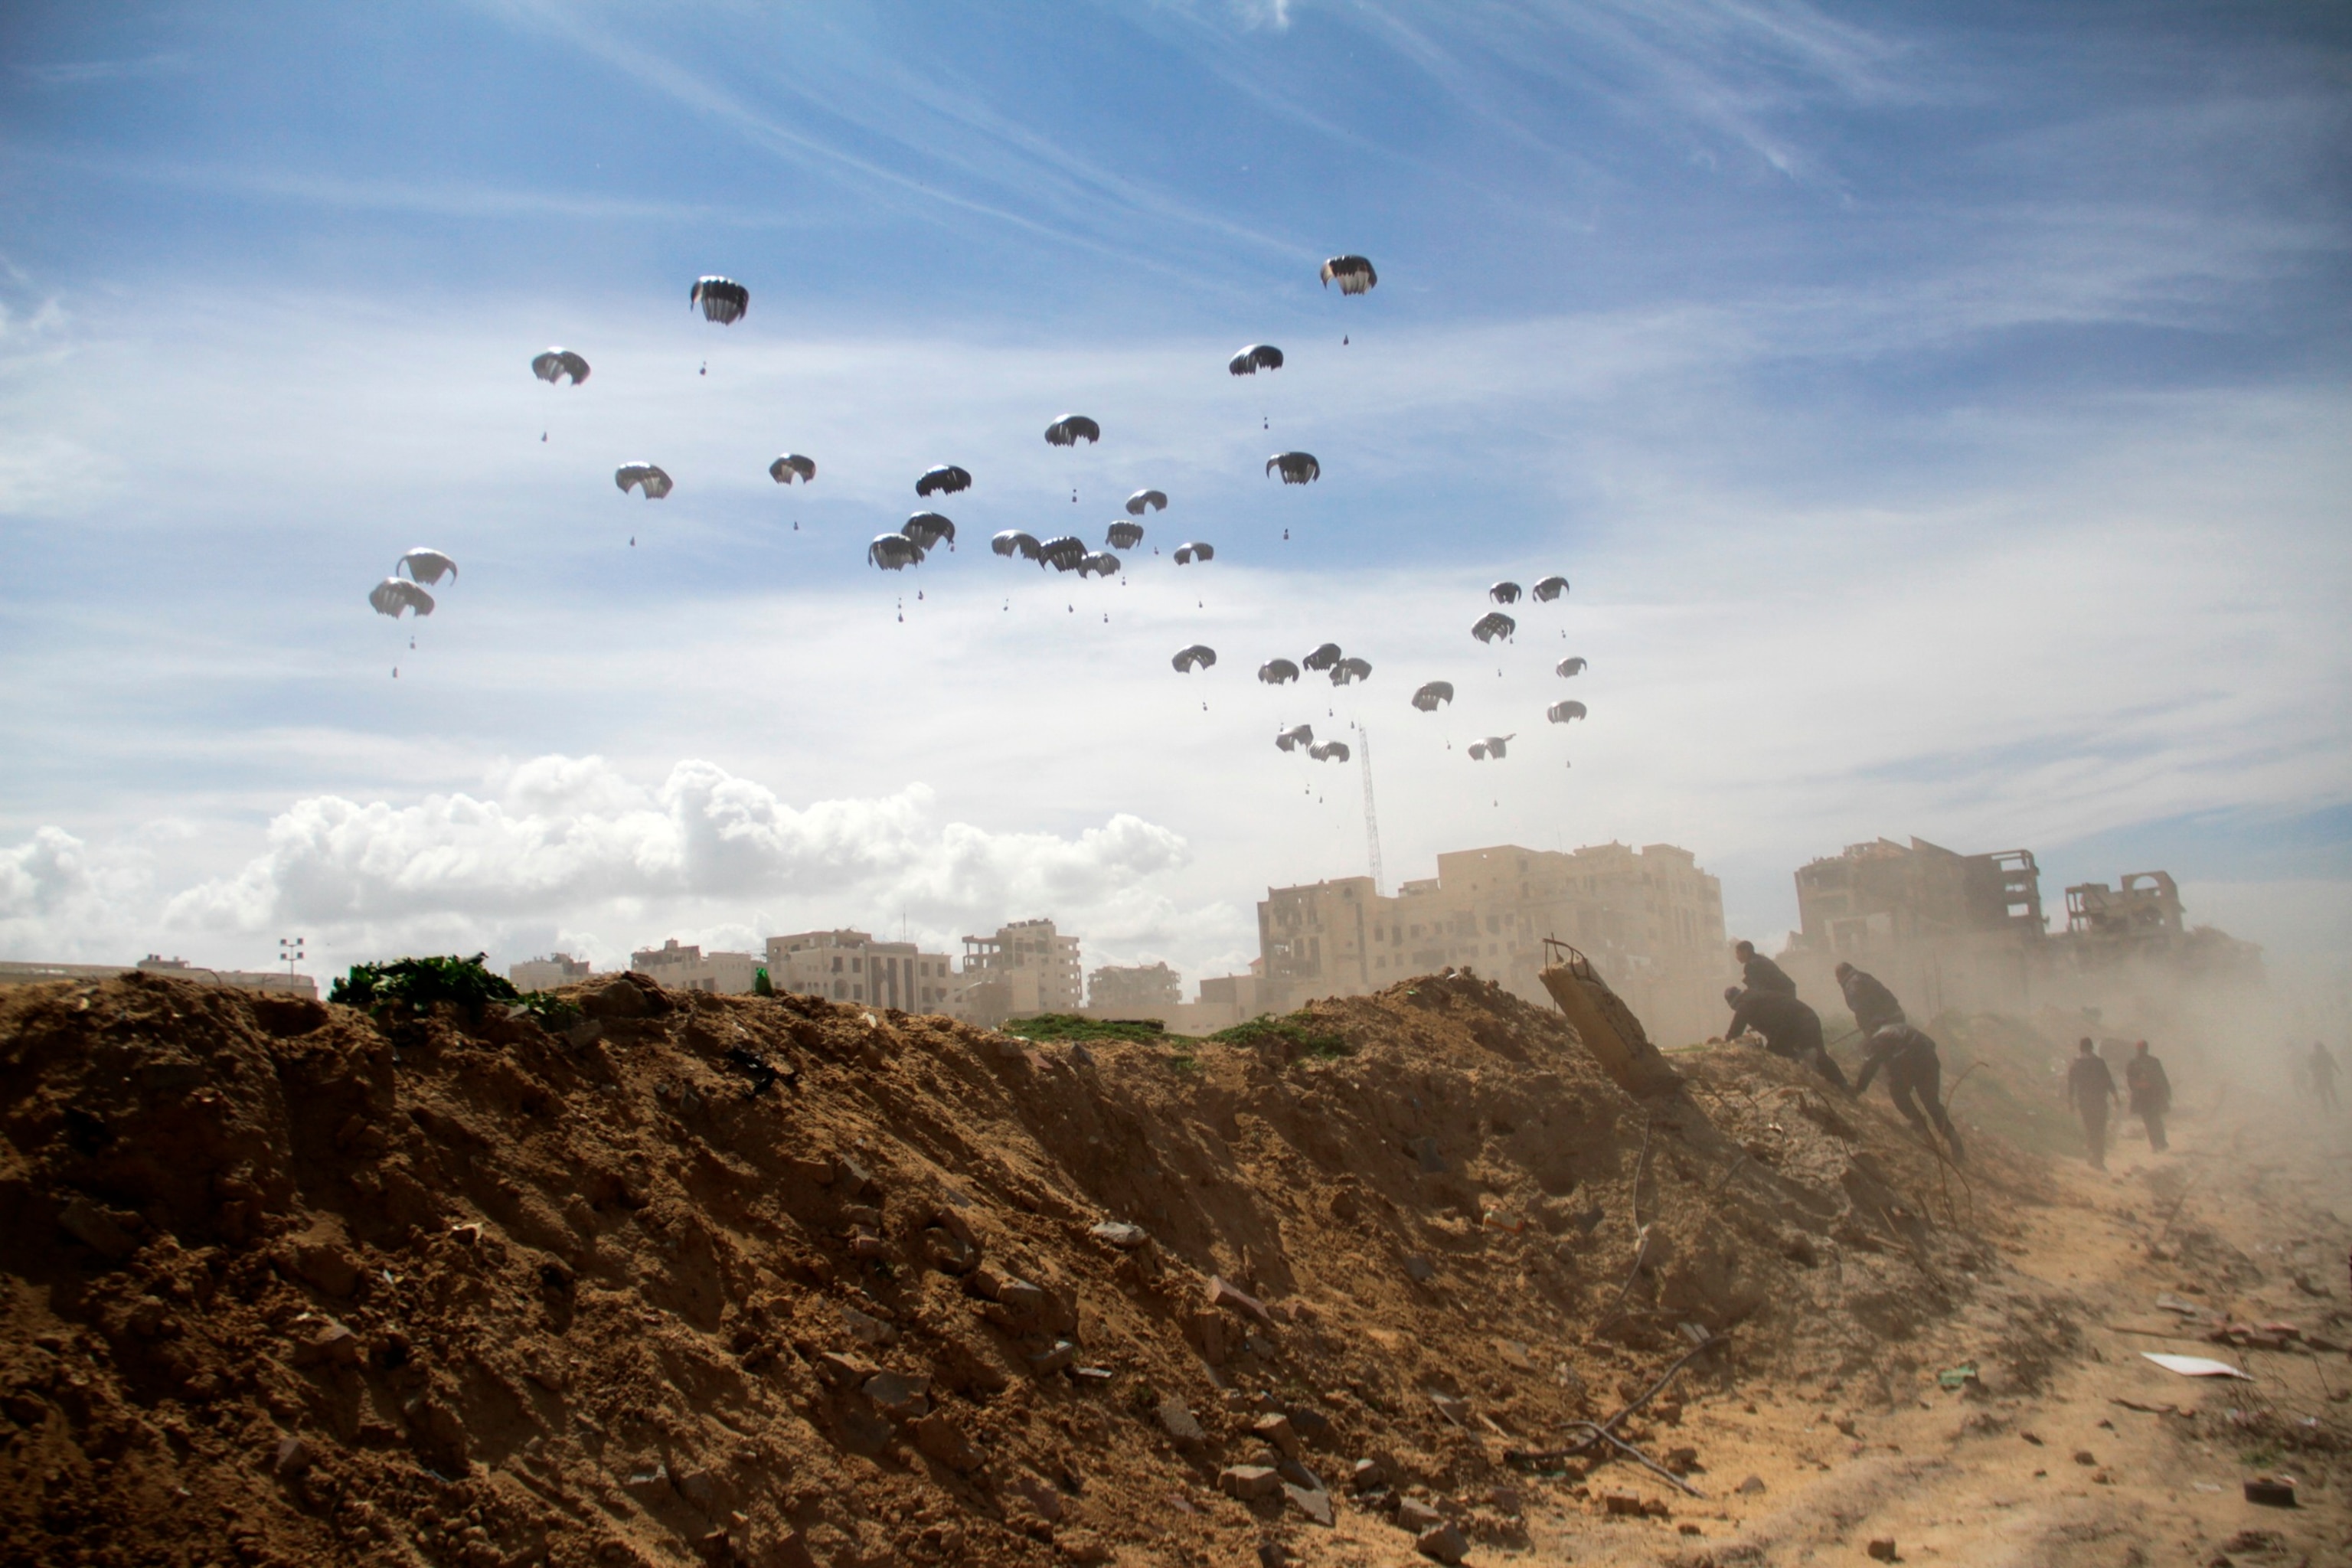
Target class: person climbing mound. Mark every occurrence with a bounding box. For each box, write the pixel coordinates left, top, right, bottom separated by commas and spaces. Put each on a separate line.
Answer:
1854, 1023, 1965, 1165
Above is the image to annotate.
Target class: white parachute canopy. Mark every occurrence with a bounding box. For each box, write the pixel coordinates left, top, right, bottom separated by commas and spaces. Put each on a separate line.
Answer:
397, 549, 456, 586
1468, 734, 1515, 760
530, 348, 590, 385
616, 463, 673, 498
369, 578, 434, 619
1171, 645, 1217, 673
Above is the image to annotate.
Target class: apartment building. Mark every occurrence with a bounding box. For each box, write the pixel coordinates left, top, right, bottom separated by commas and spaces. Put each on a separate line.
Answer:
1087, 961, 1181, 1014
509, 952, 593, 993
953, 918, 1083, 1027
629, 939, 763, 996
1257, 841, 1730, 1046
763, 929, 958, 1011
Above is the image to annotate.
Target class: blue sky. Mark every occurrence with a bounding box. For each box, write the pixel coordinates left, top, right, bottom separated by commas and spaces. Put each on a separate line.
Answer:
2, 1, 2347, 991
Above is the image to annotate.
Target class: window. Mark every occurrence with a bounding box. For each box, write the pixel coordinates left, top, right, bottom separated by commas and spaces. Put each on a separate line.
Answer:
851, 957, 863, 973
853, 985, 863, 1000
831, 956, 842, 973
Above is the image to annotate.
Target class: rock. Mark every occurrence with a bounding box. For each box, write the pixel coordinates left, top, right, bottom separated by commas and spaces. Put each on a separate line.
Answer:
1867, 1540, 1898, 1563
1602, 1493, 1648, 1516
1351, 1458, 1390, 1492
815, 1351, 877, 1388
996, 1279, 1048, 1316
293, 1321, 362, 1368
1415, 1523, 1470, 1564
1487, 1485, 1523, 1514
1396, 1497, 1443, 1530
1067, 1043, 1095, 1067
843, 1204, 884, 1227
1011, 1475, 1066, 1522
580, 975, 655, 1019
788, 1155, 836, 1185
924, 1230, 978, 1275
57, 1197, 137, 1260
862, 1371, 931, 1421
1403, 1255, 1436, 1282
1277, 1459, 1325, 1492
1054, 1529, 1111, 1565
1736, 1475, 1766, 1494
1282, 1484, 1334, 1526
835, 1155, 874, 1196
292, 1240, 361, 1298
1219, 1465, 1282, 1501
1427, 1393, 1471, 1428
1285, 1405, 1331, 1442
1155, 1397, 1207, 1446
272, 1435, 312, 1478
622, 1461, 671, 1500
1493, 1338, 1536, 1372
1089, 1221, 1148, 1250
1029, 1340, 1077, 1374
850, 1227, 890, 1259
1207, 1275, 1274, 1325
2072, 1450, 2096, 1465
1665, 1446, 1700, 1475
912, 1413, 982, 1471
841, 1305, 895, 1345
1256, 1544, 1292, 1568
1253, 1413, 1303, 1460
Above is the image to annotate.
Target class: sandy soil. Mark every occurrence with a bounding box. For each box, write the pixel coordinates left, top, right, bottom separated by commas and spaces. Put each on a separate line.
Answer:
0, 969, 2344, 1567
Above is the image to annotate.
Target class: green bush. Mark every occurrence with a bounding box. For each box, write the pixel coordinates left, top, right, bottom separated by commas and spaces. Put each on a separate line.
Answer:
330, 952, 575, 1024
1006, 1012, 1171, 1044
753, 967, 775, 998
1210, 1012, 1353, 1059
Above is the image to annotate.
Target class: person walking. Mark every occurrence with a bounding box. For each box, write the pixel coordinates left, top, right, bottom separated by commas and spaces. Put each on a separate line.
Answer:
2124, 1040, 2171, 1153
1732, 940, 1798, 998
1834, 961, 1906, 1037
2066, 1037, 2121, 1171
1854, 1023, 1965, 1165
2313, 1041, 2341, 1112
1723, 985, 1853, 1093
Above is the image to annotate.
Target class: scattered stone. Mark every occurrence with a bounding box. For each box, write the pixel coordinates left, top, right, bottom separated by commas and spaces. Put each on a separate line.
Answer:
1285, 1405, 1331, 1442
1155, 1397, 1207, 1446
996, 1279, 1049, 1316
912, 1413, 982, 1471
1428, 1392, 1471, 1428
1253, 1413, 1303, 1460
1396, 1497, 1443, 1530
622, 1461, 671, 1500
1415, 1522, 1470, 1564
1089, 1221, 1148, 1250
1493, 1338, 1535, 1372
1219, 1465, 1282, 1501
1277, 1459, 1324, 1492
835, 1155, 874, 1196
1054, 1528, 1111, 1565
1029, 1340, 1077, 1374
1403, 1255, 1436, 1282
1072, 1365, 1115, 1382
862, 1370, 930, 1421
1351, 1458, 1390, 1492
57, 1197, 137, 1260
2020, 1431, 2043, 1446
850, 1227, 890, 1259
1282, 1483, 1334, 1526
2072, 1450, 2096, 1466
842, 1204, 884, 1227
271, 1435, 312, 1478
293, 1321, 362, 1368
787, 1155, 835, 1185
1012, 1475, 1066, 1521
1867, 1540, 1898, 1563
815, 1351, 877, 1388
924, 1230, 978, 1274
1067, 1043, 1095, 1068
1665, 1446, 1700, 1475
1207, 1275, 1274, 1325
841, 1305, 895, 1345
1736, 1475, 1766, 1494
1256, 1544, 1292, 1568
1487, 1485, 1522, 1514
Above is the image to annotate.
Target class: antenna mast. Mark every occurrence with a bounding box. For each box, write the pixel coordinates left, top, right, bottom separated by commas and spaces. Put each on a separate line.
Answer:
1359, 726, 1384, 897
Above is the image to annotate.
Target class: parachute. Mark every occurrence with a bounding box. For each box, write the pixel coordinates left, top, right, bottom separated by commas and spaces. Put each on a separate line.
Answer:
1044, 414, 1101, 447
1125, 488, 1168, 515
1080, 551, 1122, 578
1490, 581, 1523, 604
769, 453, 816, 485
1556, 656, 1587, 678
1319, 256, 1378, 295
1411, 680, 1455, 711
1266, 452, 1320, 485
916, 465, 972, 497
1472, 611, 1516, 644
369, 578, 434, 619
903, 513, 956, 551
1308, 740, 1352, 763
1329, 656, 1372, 686
1468, 735, 1515, 761
690, 276, 749, 324
1547, 700, 1588, 724
1171, 645, 1217, 673
1228, 343, 1285, 375
1532, 575, 1570, 603
867, 534, 925, 571
992, 531, 1044, 560
530, 348, 590, 385
1258, 658, 1301, 686
1275, 724, 1314, 753
1301, 643, 1344, 672
1037, 535, 1088, 572
397, 548, 457, 586
1107, 521, 1145, 550
1173, 541, 1214, 565
616, 463, 673, 498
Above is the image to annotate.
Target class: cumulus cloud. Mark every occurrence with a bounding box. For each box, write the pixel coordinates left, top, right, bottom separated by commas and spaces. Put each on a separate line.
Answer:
155, 756, 1191, 968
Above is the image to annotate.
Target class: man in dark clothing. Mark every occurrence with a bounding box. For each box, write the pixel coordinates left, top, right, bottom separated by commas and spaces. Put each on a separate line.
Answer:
2066, 1037, 2120, 1171
1723, 985, 1853, 1093
2313, 1042, 2341, 1112
2124, 1040, 2171, 1153
1834, 962, 1906, 1037
1732, 940, 1798, 998
1854, 1024, 1964, 1164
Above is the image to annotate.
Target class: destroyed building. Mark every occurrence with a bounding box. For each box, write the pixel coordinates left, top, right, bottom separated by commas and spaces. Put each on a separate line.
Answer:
763, 930, 958, 1011
508, 952, 593, 993
1782, 837, 2261, 1021
953, 917, 1084, 1028
629, 939, 763, 997
1086, 960, 1181, 1014
1253, 841, 1730, 1046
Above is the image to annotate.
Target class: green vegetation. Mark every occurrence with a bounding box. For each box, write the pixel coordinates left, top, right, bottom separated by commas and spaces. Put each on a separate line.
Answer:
1006, 1012, 1171, 1044
1167, 1053, 1200, 1075
331, 953, 577, 1024
1210, 1011, 1354, 1059
753, 967, 775, 997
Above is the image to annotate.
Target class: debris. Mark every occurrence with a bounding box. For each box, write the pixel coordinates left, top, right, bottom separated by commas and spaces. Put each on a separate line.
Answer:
271, 1435, 312, 1478
1253, 1413, 1304, 1459
1219, 1465, 1282, 1501
1397, 1496, 1443, 1530
1936, 1361, 1978, 1390
2242, 1476, 2298, 1508
1282, 1483, 1334, 1525
912, 1413, 982, 1471
1089, 1220, 1148, 1250
1207, 1275, 1274, 1325
2157, 1292, 2210, 1317
2072, 1449, 2096, 1465
862, 1370, 930, 1420
1736, 1475, 1766, 1494
1155, 1398, 1207, 1446
1403, 1255, 1436, 1282
2111, 1398, 2186, 1416
1429, 1392, 1472, 1428
2143, 1353, 2252, 1380
1867, 1540, 1899, 1562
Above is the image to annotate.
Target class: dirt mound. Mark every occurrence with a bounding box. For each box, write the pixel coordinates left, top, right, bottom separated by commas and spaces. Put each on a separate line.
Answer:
0, 968, 2047, 1566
